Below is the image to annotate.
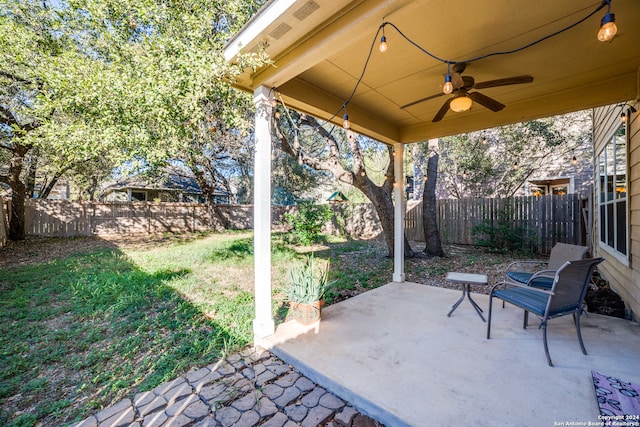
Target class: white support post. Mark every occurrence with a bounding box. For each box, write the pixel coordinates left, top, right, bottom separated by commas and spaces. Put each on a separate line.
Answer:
253, 86, 275, 338
393, 143, 405, 283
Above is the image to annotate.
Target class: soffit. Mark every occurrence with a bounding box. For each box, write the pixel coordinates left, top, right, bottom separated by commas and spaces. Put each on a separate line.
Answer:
226, 0, 640, 145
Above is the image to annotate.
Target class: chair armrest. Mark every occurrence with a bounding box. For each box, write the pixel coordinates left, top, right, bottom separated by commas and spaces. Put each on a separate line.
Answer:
505, 260, 548, 274
490, 281, 554, 296
528, 269, 556, 280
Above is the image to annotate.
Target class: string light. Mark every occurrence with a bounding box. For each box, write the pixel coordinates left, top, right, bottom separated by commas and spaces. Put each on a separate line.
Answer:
275, 1, 619, 142
621, 112, 627, 123
379, 28, 387, 53
462, 170, 468, 179
572, 155, 578, 165
443, 63, 453, 95
513, 161, 519, 170
598, 0, 617, 42
482, 135, 487, 145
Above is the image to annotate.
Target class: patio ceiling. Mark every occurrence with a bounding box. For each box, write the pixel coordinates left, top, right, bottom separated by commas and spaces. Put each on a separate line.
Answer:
225, 0, 640, 145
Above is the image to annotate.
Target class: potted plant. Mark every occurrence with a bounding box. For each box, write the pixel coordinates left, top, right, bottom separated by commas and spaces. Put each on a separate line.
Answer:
286, 255, 334, 325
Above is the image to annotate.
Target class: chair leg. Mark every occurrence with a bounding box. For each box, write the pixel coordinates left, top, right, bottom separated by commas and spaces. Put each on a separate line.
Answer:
487, 294, 494, 339
574, 312, 588, 355
523, 310, 529, 329
542, 323, 553, 367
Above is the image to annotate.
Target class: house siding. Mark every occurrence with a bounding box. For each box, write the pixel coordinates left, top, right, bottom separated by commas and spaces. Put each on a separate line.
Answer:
593, 103, 640, 320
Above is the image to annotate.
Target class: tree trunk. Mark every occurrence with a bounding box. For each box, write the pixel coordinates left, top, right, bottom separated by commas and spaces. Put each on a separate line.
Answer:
355, 173, 414, 258
7, 144, 29, 240
189, 168, 229, 231
423, 152, 444, 257
40, 170, 65, 199
25, 153, 38, 198
87, 176, 99, 201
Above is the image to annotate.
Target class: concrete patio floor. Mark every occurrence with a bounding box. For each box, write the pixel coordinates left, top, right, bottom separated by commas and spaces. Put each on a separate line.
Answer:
258, 282, 640, 427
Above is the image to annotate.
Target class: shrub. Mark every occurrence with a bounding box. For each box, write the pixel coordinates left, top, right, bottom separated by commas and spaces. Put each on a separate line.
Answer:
285, 201, 334, 245
472, 204, 536, 255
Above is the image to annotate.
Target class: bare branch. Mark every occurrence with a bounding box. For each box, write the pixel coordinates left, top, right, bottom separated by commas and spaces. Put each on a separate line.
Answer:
0, 70, 32, 85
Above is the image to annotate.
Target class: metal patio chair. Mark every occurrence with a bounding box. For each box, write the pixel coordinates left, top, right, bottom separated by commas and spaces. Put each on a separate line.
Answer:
505, 243, 589, 290
487, 257, 604, 366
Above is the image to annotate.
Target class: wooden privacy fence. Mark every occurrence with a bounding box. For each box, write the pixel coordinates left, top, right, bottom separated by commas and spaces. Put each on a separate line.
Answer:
24, 200, 235, 236
406, 194, 587, 254
20, 200, 381, 238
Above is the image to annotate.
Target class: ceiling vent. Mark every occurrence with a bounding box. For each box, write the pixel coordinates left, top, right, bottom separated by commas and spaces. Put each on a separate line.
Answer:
269, 23, 292, 40
293, 1, 319, 21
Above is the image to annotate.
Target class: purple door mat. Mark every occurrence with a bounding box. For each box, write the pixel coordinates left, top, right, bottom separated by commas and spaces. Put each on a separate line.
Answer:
592, 371, 640, 418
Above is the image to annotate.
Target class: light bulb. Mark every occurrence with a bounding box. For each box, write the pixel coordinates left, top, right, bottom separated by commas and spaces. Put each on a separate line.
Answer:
598, 13, 617, 42
343, 113, 350, 129
274, 111, 281, 119
513, 161, 519, 170
462, 170, 467, 179
621, 112, 627, 123
572, 155, 578, 165
443, 74, 453, 95
450, 96, 473, 112
361, 171, 366, 177
379, 35, 387, 53
482, 136, 487, 145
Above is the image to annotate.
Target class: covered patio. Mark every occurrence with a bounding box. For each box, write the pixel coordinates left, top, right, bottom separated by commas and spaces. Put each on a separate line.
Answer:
259, 282, 640, 426
223, 0, 640, 425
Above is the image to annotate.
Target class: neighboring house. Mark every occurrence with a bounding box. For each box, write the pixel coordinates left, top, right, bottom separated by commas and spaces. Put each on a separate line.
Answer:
34, 181, 71, 200
101, 173, 230, 204
411, 135, 593, 200
592, 103, 639, 320
523, 140, 594, 198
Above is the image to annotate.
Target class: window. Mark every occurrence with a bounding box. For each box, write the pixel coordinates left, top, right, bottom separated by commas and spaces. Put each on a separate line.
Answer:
551, 185, 568, 195
598, 124, 628, 258
130, 191, 147, 202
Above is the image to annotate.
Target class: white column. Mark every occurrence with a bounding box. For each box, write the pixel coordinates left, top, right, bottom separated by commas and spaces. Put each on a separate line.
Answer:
393, 143, 405, 283
253, 86, 275, 338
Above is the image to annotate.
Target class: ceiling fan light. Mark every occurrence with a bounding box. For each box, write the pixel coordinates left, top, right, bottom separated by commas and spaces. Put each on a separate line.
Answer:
598, 13, 617, 42
443, 74, 453, 95
450, 96, 473, 112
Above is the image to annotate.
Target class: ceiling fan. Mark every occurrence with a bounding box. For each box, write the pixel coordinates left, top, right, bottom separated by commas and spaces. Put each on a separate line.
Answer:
400, 62, 534, 122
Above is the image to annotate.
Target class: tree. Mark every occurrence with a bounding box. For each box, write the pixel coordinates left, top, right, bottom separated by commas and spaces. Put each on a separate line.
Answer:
438, 111, 591, 198
273, 110, 415, 258
1, 0, 268, 239
421, 149, 444, 257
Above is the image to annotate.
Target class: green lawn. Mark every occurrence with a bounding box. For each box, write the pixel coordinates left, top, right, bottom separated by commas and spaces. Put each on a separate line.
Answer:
0, 231, 394, 427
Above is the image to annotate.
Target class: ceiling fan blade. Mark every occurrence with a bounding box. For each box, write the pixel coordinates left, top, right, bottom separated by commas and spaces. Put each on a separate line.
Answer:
401, 92, 445, 109
473, 75, 533, 89
432, 98, 453, 122
468, 91, 505, 112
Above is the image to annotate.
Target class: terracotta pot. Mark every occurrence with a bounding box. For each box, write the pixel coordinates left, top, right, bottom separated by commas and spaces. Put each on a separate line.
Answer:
289, 300, 322, 325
